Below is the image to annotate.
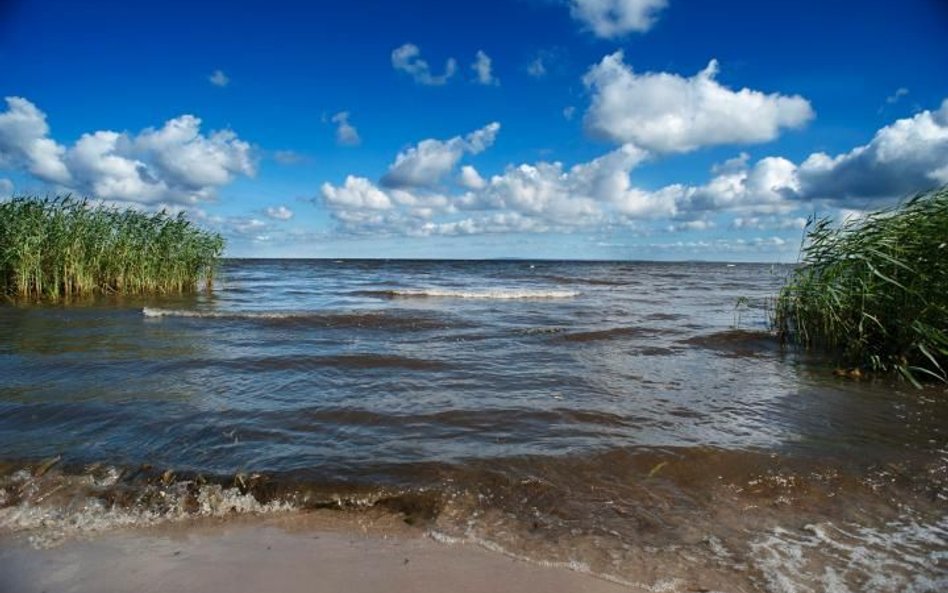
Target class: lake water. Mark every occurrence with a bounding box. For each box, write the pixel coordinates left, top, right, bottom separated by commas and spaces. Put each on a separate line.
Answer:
1, 260, 945, 592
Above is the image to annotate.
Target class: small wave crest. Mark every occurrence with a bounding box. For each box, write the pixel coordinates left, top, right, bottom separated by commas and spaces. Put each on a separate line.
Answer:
0, 464, 294, 548
356, 288, 580, 300
142, 308, 458, 330
143, 307, 300, 319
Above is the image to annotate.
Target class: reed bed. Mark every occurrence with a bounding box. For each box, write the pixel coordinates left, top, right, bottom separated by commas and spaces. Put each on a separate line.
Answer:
0, 196, 224, 299
773, 187, 948, 385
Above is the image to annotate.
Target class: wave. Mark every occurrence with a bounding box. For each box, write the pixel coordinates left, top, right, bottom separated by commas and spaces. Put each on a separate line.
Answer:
355, 288, 580, 300
166, 353, 450, 373
3, 448, 945, 592
679, 329, 779, 357
143, 307, 299, 319
142, 308, 460, 330
554, 326, 675, 343
0, 463, 295, 548
534, 274, 630, 287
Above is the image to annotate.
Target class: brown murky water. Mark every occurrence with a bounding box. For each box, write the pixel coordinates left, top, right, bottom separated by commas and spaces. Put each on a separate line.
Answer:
1, 260, 945, 591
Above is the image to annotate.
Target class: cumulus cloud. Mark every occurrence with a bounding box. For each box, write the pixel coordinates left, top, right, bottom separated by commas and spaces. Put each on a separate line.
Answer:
209, 70, 230, 87
794, 99, 948, 204
135, 115, 253, 189
583, 53, 814, 153
380, 122, 500, 189
0, 96, 254, 205
459, 165, 486, 190
391, 43, 457, 86
471, 50, 499, 86
659, 100, 948, 215
331, 111, 361, 146
570, 0, 668, 38
265, 205, 293, 220
674, 156, 800, 215
318, 98, 948, 240
464, 144, 663, 224
0, 97, 71, 184
323, 175, 394, 211
322, 136, 666, 236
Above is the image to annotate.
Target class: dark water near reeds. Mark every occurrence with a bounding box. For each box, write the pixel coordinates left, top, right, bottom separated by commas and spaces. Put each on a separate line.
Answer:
1, 260, 946, 592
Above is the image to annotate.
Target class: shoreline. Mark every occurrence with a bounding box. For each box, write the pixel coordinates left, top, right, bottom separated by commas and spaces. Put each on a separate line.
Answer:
0, 513, 650, 593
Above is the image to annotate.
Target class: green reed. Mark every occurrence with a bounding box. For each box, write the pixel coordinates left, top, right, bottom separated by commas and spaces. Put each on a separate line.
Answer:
0, 196, 224, 299
773, 187, 948, 385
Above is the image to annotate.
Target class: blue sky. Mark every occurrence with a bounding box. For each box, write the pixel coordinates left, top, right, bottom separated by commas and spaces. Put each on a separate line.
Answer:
1, 0, 947, 260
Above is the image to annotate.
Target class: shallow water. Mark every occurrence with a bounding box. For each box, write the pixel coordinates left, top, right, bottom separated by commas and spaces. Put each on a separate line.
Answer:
1, 260, 945, 591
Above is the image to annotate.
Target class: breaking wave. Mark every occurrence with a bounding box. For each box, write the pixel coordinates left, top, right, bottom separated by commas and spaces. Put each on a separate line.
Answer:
356, 288, 580, 300
141, 308, 459, 330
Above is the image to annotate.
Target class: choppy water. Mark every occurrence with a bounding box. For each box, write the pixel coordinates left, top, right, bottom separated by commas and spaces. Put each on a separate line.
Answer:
1, 260, 945, 592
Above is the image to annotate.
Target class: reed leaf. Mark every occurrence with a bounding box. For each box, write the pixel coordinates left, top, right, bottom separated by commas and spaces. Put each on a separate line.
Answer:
0, 196, 224, 300
773, 187, 948, 384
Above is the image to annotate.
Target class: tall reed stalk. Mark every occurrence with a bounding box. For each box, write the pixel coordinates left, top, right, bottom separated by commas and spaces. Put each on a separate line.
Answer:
0, 196, 225, 299
773, 187, 948, 385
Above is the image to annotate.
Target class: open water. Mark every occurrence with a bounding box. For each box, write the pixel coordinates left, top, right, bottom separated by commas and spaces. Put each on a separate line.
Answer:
1, 260, 945, 592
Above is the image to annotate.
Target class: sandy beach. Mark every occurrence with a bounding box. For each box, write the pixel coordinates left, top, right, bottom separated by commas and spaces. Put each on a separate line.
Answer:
0, 514, 639, 593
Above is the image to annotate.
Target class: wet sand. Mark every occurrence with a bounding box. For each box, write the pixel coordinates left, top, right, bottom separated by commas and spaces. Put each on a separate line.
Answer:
0, 515, 638, 593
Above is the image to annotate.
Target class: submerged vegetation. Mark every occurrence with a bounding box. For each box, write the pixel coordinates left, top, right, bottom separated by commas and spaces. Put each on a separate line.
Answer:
0, 196, 224, 299
774, 187, 948, 385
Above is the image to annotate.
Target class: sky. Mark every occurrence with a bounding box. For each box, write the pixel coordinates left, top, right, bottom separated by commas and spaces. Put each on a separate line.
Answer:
1, 0, 947, 261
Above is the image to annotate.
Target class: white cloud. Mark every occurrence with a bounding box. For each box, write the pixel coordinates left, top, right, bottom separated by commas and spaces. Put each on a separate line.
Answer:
234, 217, 266, 234
794, 99, 948, 204
65, 131, 165, 202
676, 156, 800, 215
134, 115, 254, 192
0, 96, 254, 205
0, 97, 71, 184
668, 219, 715, 232
391, 43, 457, 86
563, 106, 576, 121
331, 111, 361, 146
209, 70, 230, 87
322, 175, 393, 211
527, 56, 546, 78
273, 150, 308, 165
657, 99, 948, 214
471, 50, 499, 86
265, 205, 293, 220
583, 52, 814, 153
886, 87, 909, 104
322, 140, 666, 236
459, 165, 486, 190
569, 0, 668, 38
318, 98, 948, 239
380, 122, 500, 189
731, 216, 807, 231
0, 177, 12, 198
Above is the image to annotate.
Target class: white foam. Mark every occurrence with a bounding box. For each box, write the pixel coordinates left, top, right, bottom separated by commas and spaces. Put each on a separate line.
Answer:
0, 473, 295, 549
748, 515, 948, 593
387, 289, 580, 300
426, 528, 688, 591
142, 307, 302, 319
